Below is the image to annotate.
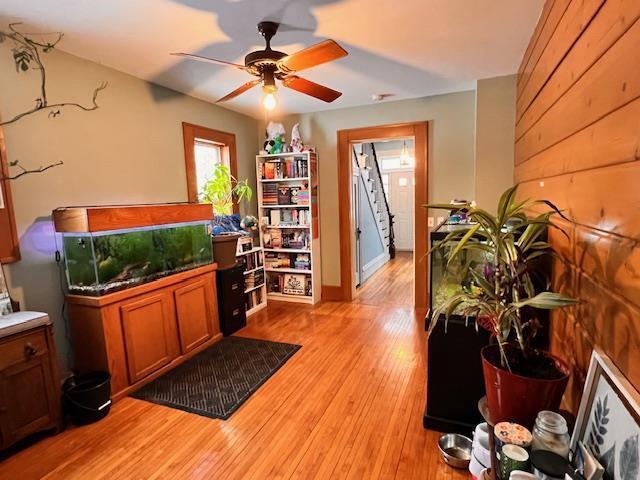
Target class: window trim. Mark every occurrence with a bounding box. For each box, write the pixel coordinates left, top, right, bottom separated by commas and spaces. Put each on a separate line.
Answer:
182, 122, 239, 213
0, 124, 20, 263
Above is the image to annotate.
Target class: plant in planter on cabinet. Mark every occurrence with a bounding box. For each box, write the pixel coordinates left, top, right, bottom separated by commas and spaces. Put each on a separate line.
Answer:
199, 164, 253, 268
425, 185, 578, 427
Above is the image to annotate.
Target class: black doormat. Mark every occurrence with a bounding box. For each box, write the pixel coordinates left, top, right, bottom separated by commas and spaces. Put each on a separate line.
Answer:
131, 336, 301, 420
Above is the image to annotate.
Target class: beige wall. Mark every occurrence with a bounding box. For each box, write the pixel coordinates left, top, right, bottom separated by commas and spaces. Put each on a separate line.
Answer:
0, 47, 258, 369
263, 90, 477, 286
475, 75, 516, 212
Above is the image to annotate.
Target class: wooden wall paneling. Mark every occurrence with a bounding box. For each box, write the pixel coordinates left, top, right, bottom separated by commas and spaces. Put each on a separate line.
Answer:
516, 0, 605, 121
519, 162, 640, 240
516, 0, 572, 96
573, 225, 640, 310
516, 0, 640, 139
515, 96, 640, 183
516, 16, 640, 164
517, 0, 640, 408
0, 124, 21, 263
517, 0, 557, 84
516, 0, 640, 140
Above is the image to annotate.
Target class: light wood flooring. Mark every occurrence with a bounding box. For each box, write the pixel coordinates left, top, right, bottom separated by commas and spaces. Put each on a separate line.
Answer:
0, 254, 467, 479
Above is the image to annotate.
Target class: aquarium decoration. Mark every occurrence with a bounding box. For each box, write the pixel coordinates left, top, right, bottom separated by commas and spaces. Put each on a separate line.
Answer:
62, 221, 213, 296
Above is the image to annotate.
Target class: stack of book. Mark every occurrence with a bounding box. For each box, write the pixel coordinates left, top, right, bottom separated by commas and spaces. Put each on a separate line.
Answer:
294, 253, 311, 270
263, 183, 278, 205
264, 252, 292, 269
290, 185, 309, 205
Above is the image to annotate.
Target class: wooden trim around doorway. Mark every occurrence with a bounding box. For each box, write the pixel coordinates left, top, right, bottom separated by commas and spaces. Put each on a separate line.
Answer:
336, 122, 429, 308
182, 123, 239, 213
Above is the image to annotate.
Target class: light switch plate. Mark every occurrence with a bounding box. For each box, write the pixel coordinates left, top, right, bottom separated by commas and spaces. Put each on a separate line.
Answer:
428, 217, 435, 227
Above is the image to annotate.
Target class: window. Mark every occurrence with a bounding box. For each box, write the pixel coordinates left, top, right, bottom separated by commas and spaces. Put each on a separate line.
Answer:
380, 156, 415, 171
0, 127, 20, 263
182, 123, 238, 212
194, 140, 224, 199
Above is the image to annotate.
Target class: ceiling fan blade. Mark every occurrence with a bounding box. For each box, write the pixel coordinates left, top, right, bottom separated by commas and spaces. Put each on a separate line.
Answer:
171, 52, 249, 71
277, 39, 348, 73
282, 76, 342, 103
216, 79, 262, 103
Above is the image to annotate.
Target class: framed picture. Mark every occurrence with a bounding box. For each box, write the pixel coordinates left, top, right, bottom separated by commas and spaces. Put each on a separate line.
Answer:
570, 349, 640, 479
0, 263, 12, 315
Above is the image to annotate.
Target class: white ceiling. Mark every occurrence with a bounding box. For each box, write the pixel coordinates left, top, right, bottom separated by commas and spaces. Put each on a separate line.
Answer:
0, 0, 543, 119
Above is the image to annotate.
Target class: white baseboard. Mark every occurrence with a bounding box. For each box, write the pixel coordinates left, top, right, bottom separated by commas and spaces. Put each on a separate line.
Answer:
361, 252, 391, 283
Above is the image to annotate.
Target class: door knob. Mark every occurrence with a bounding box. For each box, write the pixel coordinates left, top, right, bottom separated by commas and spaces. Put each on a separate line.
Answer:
24, 342, 38, 356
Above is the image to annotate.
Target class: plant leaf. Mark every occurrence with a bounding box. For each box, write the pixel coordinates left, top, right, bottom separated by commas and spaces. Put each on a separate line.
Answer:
620, 435, 639, 480
514, 291, 578, 309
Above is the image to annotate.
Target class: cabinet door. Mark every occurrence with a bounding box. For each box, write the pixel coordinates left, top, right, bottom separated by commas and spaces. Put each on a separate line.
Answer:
0, 352, 57, 447
174, 276, 217, 354
121, 291, 178, 383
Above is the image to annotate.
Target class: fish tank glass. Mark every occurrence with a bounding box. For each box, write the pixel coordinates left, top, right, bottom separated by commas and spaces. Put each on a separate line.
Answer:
430, 223, 490, 317
62, 220, 213, 296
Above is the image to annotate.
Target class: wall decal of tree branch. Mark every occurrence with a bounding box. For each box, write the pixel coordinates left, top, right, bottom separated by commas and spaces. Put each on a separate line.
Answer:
0, 23, 108, 181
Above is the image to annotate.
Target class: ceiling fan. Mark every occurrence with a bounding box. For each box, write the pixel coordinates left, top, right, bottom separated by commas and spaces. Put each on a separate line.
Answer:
172, 21, 348, 111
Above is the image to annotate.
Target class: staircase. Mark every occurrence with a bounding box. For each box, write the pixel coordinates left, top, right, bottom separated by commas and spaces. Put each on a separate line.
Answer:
357, 143, 395, 258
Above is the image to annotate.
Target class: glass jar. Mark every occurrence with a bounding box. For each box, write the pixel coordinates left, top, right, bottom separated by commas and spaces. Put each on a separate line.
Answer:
531, 411, 570, 458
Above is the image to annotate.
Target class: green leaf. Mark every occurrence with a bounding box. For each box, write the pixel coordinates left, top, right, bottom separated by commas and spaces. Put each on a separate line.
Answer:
497, 185, 519, 225
446, 224, 480, 267
514, 292, 578, 309
423, 202, 468, 211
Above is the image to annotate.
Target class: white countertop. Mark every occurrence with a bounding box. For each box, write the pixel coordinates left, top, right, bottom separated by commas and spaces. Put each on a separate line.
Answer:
0, 311, 51, 339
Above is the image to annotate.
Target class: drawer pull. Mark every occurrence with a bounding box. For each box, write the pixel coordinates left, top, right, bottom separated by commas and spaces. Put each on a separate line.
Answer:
231, 283, 239, 290
232, 309, 240, 316
24, 342, 38, 357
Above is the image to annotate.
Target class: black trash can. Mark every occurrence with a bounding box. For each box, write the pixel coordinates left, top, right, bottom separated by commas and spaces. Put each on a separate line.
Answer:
63, 372, 112, 425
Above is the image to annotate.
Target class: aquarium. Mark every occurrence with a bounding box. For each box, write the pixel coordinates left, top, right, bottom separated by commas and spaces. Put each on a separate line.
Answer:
430, 223, 489, 317
62, 221, 213, 296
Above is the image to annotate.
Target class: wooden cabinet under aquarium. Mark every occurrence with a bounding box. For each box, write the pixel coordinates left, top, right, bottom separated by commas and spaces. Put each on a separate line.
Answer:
53, 204, 221, 400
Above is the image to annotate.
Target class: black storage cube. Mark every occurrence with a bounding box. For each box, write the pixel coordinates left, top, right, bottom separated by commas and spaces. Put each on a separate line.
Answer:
216, 264, 247, 336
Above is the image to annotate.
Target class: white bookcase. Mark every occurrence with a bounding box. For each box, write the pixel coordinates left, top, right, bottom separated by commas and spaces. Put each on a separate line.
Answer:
256, 151, 321, 304
236, 239, 267, 316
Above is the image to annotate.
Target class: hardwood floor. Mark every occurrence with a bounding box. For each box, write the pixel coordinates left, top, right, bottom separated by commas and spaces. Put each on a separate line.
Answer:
355, 252, 414, 307
0, 255, 468, 479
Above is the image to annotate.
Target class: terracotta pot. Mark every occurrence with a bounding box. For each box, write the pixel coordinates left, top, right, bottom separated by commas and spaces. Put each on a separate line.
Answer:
211, 233, 241, 269
481, 345, 569, 429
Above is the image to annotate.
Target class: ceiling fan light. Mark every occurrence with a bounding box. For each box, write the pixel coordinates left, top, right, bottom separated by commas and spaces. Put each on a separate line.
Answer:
263, 91, 278, 111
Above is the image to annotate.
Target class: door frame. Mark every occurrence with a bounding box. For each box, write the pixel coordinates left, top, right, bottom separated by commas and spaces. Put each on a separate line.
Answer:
337, 122, 428, 308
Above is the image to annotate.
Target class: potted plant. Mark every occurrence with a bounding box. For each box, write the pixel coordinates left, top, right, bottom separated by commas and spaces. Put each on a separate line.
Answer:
426, 185, 578, 428
200, 164, 253, 269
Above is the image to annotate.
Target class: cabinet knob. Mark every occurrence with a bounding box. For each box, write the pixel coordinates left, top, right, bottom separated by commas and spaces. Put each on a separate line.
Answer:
24, 342, 38, 356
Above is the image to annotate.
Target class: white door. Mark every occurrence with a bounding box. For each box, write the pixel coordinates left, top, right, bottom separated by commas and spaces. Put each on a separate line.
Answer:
388, 171, 414, 251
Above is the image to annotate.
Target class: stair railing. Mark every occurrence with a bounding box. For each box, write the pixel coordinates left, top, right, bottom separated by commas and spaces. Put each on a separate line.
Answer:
369, 144, 395, 258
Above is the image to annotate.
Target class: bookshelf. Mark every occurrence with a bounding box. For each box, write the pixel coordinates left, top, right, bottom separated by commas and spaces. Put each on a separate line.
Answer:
256, 151, 321, 304
236, 237, 267, 316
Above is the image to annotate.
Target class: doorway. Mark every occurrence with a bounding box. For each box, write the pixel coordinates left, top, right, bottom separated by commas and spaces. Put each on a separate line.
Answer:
337, 122, 428, 308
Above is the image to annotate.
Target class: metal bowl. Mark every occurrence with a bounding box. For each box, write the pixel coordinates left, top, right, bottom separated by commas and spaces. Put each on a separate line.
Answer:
438, 433, 473, 469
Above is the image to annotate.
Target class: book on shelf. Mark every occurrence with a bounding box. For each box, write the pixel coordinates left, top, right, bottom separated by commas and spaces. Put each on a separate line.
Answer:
294, 253, 311, 270
262, 183, 278, 204
260, 156, 309, 180
277, 186, 291, 205
282, 274, 306, 296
